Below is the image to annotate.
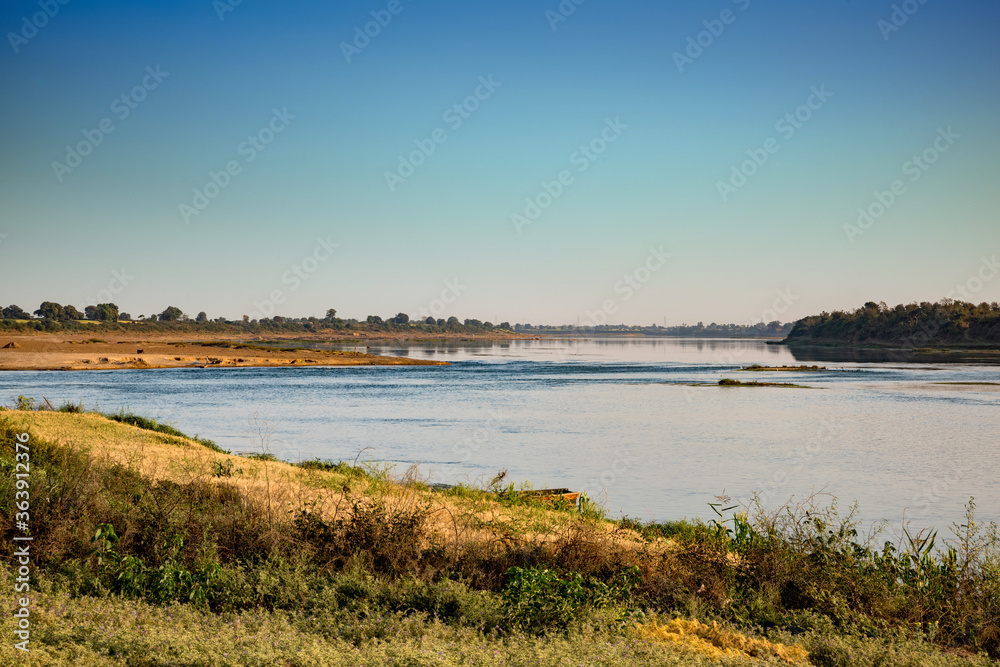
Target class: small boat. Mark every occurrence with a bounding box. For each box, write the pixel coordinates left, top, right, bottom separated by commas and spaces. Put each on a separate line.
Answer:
522, 488, 580, 507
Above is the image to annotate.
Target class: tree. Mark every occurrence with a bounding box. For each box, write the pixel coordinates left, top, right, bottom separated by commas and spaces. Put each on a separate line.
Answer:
159, 306, 183, 322
119, 313, 132, 321
325, 308, 337, 321
93, 303, 119, 321
424, 316, 436, 325
196, 311, 208, 322
34, 302, 63, 320
2, 305, 30, 320
84, 305, 98, 320
62, 305, 83, 321
366, 315, 383, 325
393, 312, 409, 325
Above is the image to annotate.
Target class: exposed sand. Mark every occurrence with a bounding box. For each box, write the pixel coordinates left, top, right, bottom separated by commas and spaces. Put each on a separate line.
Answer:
0, 333, 447, 371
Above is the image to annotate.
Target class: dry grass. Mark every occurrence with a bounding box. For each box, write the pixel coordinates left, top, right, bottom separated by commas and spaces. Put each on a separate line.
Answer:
1, 411, 654, 569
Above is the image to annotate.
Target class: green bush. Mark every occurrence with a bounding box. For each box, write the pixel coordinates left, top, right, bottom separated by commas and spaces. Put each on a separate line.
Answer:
500, 565, 640, 633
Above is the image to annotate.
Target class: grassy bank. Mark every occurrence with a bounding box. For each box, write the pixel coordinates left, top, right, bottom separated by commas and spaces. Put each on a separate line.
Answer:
1, 405, 998, 665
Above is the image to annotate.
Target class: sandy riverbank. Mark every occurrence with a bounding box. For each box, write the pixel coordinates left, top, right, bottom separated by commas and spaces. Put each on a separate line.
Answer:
0, 333, 448, 371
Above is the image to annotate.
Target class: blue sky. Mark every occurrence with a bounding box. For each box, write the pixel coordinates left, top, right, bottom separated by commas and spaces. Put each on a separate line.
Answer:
2, 0, 998, 324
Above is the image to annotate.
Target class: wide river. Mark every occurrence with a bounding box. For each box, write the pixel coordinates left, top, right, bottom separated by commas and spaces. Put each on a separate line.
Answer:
3, 338, 998, 535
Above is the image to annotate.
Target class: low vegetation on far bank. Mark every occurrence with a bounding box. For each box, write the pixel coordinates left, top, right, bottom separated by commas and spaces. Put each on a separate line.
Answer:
1, 402, 998, 665
784, 300, 1000, 349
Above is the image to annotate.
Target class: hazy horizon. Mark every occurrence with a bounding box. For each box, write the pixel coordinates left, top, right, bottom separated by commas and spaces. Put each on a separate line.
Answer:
3, 0, 999, 324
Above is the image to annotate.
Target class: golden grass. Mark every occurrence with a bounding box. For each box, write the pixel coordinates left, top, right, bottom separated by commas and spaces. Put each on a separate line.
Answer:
634, 619, 810, 664
3, 411, 657, 559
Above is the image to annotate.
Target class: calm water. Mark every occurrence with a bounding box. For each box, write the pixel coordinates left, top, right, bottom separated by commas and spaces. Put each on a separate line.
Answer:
3, 338, 998, 533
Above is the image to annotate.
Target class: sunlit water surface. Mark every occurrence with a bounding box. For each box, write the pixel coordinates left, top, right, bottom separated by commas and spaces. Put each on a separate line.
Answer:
3, 338, 997, 533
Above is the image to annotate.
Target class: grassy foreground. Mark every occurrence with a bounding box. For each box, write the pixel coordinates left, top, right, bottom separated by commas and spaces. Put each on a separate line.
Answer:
1, 405, 998, 666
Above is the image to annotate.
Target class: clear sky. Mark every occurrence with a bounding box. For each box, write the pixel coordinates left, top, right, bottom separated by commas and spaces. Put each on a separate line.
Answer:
2, 0, 998, 325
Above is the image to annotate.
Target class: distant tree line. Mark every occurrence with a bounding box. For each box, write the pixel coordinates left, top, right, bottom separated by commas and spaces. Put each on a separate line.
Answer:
516, 321, 792, 337
0, 302, 513, 335
785, 300, 1000, 347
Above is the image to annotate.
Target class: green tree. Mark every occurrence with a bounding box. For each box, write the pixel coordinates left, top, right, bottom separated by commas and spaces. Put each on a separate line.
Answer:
62, 305, 83, 321
325, 308, 337, 321
366, 315, 383, 325
393, 312, 409, 325
34, 301, 64, 320
196, 312, 208, 322
159, 306, 183, 322
2, 305, 30, 320
93, 303, 120, 321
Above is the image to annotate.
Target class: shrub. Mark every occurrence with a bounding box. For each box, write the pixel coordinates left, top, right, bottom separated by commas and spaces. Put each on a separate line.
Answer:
500, 565, 640, 633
